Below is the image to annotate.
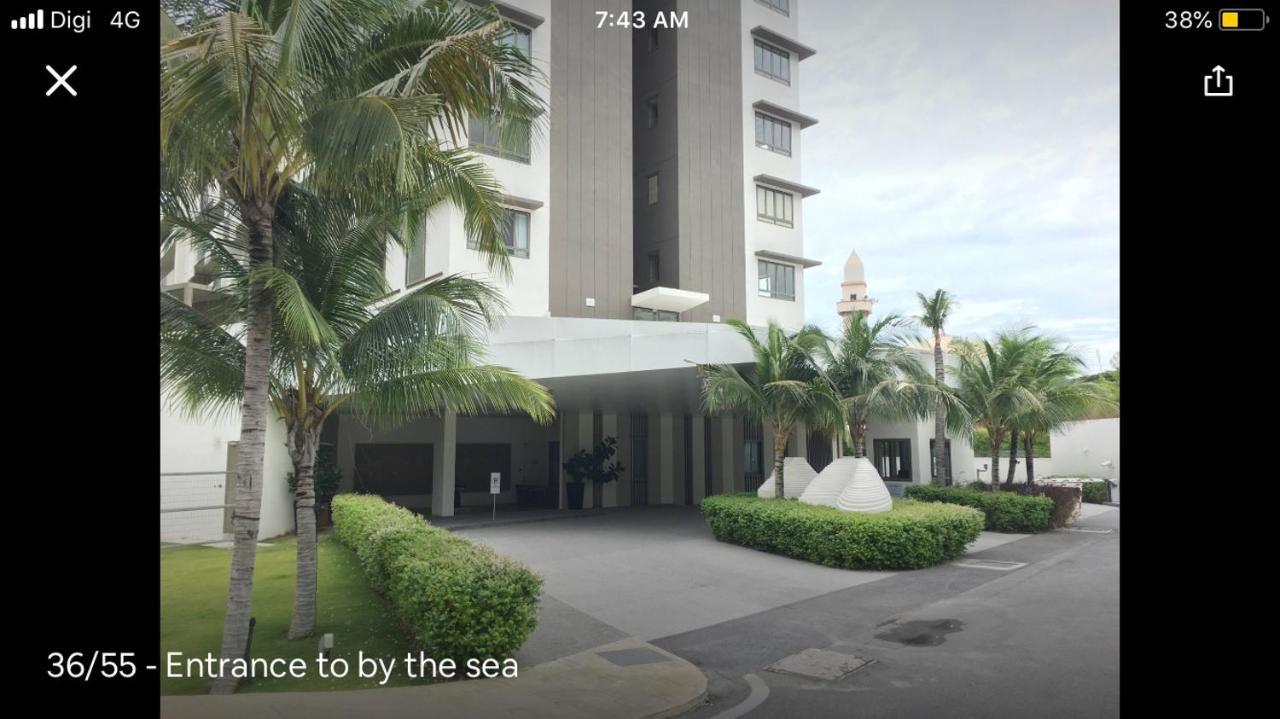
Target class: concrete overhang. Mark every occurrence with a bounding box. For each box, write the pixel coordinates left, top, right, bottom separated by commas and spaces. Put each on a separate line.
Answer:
752, 100, 818, 129
500, 193, 544, 211
470, 0, 545, 28
750, 26, 816, 60
755, 249, 822, 269
631, 286, 711, 313
753, 173, 820, 198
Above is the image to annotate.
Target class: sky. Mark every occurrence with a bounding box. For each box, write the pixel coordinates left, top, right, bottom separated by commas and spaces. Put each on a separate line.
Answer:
796, 0, 1119, 372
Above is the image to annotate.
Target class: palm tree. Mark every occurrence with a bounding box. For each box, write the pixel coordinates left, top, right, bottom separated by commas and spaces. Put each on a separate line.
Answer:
915, 290, 954, 485
699, 321, 845, 499
1013, 342, 1117, 486
953, 330, 1042, 490
160, 0, 542, 691
161, 186, 555, 644
821, 313, 968, 460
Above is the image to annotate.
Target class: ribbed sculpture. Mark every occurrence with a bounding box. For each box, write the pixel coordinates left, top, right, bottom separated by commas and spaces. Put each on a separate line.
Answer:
798, 456, 858, 508
835, 457, 893, 513
756, 457, 818, 499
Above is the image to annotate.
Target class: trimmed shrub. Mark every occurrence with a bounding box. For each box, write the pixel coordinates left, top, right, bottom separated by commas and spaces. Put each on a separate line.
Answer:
700, 494, 983, 570
331, 494, 542, 661
905, 485, 1054, 533
1022, 484, 1081, 528
1081, 481, 1110, 504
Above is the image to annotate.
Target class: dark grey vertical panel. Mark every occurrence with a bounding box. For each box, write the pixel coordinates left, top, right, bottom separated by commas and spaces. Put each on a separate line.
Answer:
550, 0, 634, 319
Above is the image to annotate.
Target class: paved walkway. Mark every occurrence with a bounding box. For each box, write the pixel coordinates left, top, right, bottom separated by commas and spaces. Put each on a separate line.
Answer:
160, 637, 706, 719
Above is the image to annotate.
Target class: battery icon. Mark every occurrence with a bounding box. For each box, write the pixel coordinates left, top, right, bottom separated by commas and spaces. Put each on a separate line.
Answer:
1219, 9, 1269, 30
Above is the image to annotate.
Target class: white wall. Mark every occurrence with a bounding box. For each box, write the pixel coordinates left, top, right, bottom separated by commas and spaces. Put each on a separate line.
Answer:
1049, 418, 1120, 479
160, 399, 294, 542
741, 1, 808, 330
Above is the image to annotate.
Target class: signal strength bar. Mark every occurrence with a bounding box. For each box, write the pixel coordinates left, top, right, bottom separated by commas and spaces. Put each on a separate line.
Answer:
11, 10, 44, 30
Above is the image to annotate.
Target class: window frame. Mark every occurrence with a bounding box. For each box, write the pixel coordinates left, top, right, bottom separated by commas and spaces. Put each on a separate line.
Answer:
466, 207, 531, 259
647, 173, 660, 205
753, 40, 791, 85
873, 439, 913, 482
757, 259, 796, 301
755, 0, 790, 16
755, 185, 795, 227
754, 111, 793, 156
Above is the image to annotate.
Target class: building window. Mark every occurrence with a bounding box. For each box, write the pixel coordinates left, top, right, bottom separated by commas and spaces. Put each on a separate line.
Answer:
758, 260, 796, 301
633, 307, 679, 322
467, 208, 530, 259
467, 23, 532, 162
754, 112, 792, 155
648, 173, 659, 205
631, 414, 650, 505
756, 0, 790, 16
647, 98, 659, 129
744, 421, 765, 492
404, 237, 428, 287
647, 252, 660, 284
756, 185, 794, 227
753, 40, 790, 85
874, 439, 912, 481
469, 114, 531, 163
501, 23, 532, 57
930, 439, 953, 481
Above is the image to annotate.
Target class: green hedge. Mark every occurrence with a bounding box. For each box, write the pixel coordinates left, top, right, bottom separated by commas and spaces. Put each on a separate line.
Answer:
905, 485, 1054, 533
700, 494, 983, 570
331, 494, 541, 661
1081, 481, 1110, 504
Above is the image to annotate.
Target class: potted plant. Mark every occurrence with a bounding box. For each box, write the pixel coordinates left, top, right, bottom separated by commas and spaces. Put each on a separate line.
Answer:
562, 437, 626, 510
287, 444, 343, 528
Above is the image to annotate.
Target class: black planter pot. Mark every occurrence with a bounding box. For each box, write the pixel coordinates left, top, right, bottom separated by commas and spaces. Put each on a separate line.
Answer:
566, 482, 585, 510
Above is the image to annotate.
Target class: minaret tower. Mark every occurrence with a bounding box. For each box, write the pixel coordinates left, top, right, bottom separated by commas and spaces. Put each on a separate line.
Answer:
836, 250, 875, 321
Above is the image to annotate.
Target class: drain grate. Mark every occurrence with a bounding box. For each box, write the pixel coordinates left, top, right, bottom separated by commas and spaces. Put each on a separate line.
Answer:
766, 648, 874, 680
951, 559, 1028, 571
1061, 527, 1113, 534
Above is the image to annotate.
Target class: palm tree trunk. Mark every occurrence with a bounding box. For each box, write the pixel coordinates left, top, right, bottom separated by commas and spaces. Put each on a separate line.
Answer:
772, 432, 788, 499
287, 424, 319, 639
988, 431, 1002, 491
1004, 427, 1019, 487
1023, 433, 1036, 487
932, 329, 948, 486
211, 202, 274, 695
851, 423, 867, 458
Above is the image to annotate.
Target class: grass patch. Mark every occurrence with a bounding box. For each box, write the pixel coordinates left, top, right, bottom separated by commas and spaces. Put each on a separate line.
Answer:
160, 534, 421, 695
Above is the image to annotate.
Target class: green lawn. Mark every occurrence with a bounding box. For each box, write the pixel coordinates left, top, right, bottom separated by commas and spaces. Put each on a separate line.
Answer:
160, 533, 425, 694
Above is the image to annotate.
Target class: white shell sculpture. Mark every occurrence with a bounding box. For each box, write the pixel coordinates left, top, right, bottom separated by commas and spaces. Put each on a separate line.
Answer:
756, 457, 818, 499
799, 456, 859, 508
835, 457, 893, 513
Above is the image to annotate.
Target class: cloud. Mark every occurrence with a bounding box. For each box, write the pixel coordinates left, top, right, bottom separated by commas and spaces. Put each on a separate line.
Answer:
798, 0, 1118, 359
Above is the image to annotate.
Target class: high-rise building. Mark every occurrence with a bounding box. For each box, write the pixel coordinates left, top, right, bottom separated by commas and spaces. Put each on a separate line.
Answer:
161, 1, 836, 535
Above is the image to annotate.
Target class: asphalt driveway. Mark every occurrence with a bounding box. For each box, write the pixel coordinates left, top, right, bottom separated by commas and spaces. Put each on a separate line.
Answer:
454, 505, 1024, 664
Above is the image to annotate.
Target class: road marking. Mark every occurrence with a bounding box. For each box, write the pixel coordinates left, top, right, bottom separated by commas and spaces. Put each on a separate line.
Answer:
711, 673, 770, 719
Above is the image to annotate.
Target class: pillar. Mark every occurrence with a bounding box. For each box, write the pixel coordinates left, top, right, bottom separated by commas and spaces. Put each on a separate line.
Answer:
430, 411, 457, 517
657, 413, 675, 504
601, 412, 619, 508
691, 414, 706, 503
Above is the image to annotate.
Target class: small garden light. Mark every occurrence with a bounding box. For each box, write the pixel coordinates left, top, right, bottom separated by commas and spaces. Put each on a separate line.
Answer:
318, 633, 334, 659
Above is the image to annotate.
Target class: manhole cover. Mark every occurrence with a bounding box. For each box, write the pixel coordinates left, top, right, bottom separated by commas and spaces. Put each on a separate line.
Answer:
951, 559, 1028, 571
765, 648, 873, 680
875, 619, 964, 646
1061, 527, 1114, 534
